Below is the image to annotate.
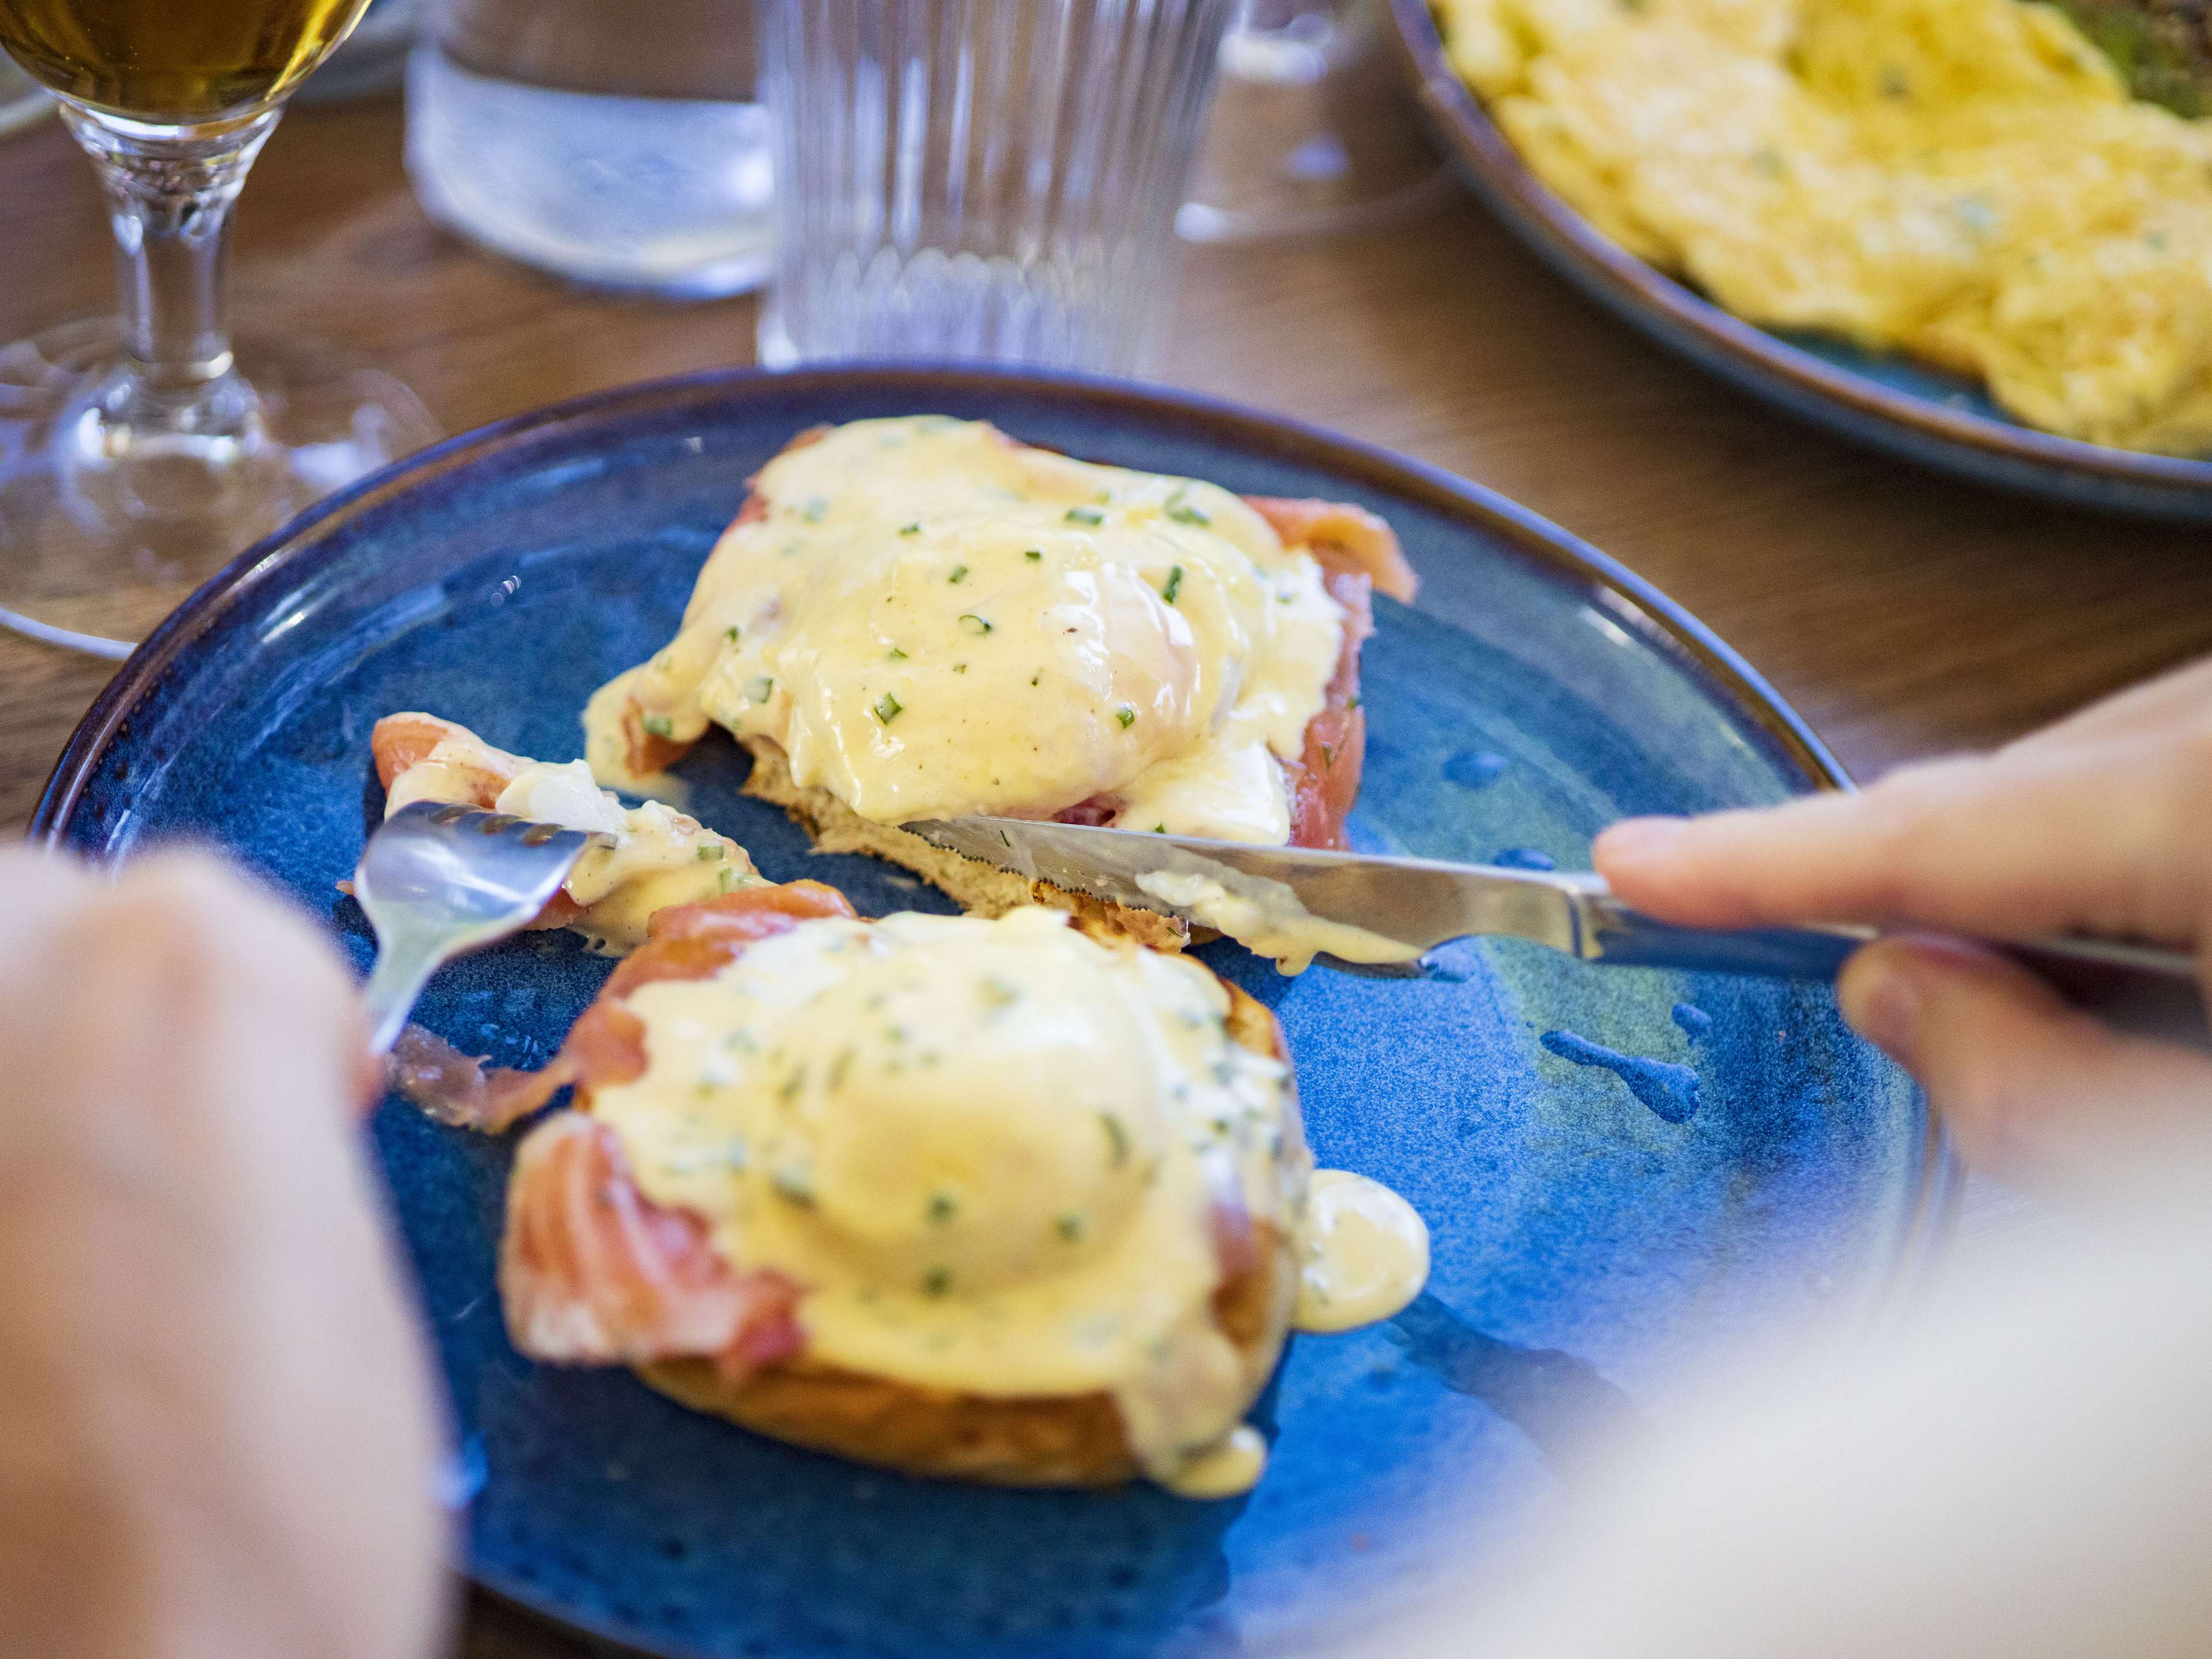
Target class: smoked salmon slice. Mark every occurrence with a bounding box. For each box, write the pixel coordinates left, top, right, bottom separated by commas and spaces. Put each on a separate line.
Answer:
501, 1111, 803, 1378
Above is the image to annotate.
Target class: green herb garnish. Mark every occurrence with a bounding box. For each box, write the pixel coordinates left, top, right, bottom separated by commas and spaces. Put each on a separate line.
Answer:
927, 1192, 958, 1224
922, 1267, 952, 1297
770, 1167, 815, 1206
800, 495, 830, 522
1099, 1112, 1130, 1167
1065, 505, 1104, 526
725, 625, 741, 643
1024, 548, 1043, 561
1161, 565, 1184, 605
1056, 1214, 1084, 1243
743, 675, 774, 703
958, 613, 993, 635
899, 522, 921, 535
698, 843, 725, 861
640, 713, 675, 738
948, 564, 968, 584
1165, 488, 1210, 527
1114, 704, 1136, 729
887, 646, 907, 660
874, 692, 903, 724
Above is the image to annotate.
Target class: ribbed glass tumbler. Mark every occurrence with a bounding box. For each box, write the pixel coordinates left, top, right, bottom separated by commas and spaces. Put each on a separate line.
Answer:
757, 0, 1237, 373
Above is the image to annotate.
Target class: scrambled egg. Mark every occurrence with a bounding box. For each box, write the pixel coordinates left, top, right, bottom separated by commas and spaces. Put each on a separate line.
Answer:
1436, 0, 2212, 454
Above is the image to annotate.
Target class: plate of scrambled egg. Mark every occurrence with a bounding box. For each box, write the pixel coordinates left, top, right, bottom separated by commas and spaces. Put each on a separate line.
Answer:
1385, 0, 2212, 516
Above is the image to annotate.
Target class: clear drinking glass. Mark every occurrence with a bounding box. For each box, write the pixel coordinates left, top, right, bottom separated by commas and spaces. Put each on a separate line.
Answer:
407, 0, 775, 298
0, 46, 46, 134
0, 0, 437, 658
1177, 0, 1445, 243
757, 0, 1238, 374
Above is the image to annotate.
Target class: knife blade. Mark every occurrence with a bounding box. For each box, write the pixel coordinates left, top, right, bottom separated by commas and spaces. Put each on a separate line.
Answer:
901, 816, 2207, 1044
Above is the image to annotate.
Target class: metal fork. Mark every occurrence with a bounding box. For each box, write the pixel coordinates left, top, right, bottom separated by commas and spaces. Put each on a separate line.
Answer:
354, 799, 613, 1055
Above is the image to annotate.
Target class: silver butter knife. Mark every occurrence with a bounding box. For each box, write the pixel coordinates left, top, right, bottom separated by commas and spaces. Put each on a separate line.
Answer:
903, 816, 2207, 1046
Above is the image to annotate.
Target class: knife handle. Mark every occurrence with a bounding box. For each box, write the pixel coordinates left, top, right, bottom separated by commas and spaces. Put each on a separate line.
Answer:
1585, 901, 2209, 1050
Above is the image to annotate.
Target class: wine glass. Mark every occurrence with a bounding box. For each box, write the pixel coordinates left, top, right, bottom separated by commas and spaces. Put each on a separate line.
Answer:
1176, 0, 1446, 243
0, 0, 436, 658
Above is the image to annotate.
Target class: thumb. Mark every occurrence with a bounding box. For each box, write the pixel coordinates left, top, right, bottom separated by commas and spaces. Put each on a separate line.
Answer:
1840, 937, 2212, 1196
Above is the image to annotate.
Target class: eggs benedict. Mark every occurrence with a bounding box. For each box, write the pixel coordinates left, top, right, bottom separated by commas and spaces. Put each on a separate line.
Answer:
371, 712, 755, 954
582, 417, 1416, 949
479, 885, 1428, 1494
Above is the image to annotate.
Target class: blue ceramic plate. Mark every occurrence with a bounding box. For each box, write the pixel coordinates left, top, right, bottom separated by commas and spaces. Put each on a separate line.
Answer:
34, 366, 1950, 1659
1381, 0, 2212, 521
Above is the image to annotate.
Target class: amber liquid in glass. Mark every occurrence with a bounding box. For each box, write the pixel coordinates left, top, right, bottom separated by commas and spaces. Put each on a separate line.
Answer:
0, 0, 371, 122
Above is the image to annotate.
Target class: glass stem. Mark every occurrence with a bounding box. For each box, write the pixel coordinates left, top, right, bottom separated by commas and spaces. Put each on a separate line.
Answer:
58, 105, 279, 414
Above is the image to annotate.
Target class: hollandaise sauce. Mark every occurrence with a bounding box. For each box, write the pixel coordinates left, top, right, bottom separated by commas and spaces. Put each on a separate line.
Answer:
586, 416, 1349, 843
579, 906, 1428, 1493
385, 737, 753, 952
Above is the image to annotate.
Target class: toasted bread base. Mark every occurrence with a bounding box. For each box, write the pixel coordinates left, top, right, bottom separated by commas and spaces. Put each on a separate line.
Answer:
736, 733, 1191, 953
632, 980, 1304, 1488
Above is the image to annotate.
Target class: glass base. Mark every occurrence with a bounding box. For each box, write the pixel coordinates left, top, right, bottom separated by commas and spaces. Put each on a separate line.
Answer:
1177, 1, 1449, 244
0, 318, 437, 657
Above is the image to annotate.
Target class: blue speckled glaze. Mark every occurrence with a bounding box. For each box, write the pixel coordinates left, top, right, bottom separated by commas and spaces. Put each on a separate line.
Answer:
1539, 1031, 1702, 1124
35, 368, 1946, 1659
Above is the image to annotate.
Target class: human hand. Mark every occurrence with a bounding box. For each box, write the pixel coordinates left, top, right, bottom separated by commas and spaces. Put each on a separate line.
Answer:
0, 847, 449, 1659
1594, 656, 2212, 1190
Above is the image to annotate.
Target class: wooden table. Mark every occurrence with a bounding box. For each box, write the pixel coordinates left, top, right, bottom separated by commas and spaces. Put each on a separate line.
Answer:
2, 88, 2207, 1656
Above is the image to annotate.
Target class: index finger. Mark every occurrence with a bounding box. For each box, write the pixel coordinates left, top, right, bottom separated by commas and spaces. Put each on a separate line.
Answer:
1592, 732, 2212, 949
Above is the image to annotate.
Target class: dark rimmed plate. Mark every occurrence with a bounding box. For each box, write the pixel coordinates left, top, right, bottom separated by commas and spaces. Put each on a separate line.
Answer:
33, 365, 1953, 1659
1381, 0, 2212, 520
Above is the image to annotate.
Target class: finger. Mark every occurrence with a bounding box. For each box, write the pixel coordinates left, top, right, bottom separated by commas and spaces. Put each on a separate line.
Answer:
1593, 732, 2212, 946
2005, 654, 2212, 760
0, 846, 99, 978
1839, 935, 2212, 1191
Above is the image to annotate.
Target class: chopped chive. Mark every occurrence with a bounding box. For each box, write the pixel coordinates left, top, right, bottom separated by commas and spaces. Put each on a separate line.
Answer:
948, 564, 968, 584
927, 1192, 958, 1223
801, 496, 830, 522
1154, 823, 1167, 833
979, 977, 1020, 1009
724, 625, 741, 643
922, 1266, 953, 1297
1024, 548, 1043, 561
827, 1047, 855, 1092
899, 522, 921, 535
1114, 704, 1137, 729
999, 829, 1012, 848
1321, 744, 1336, 768
1065, 505, 1104, 526
1099, 1112, 1130, 1167
743, 675, 774, 703
1346, 694, 1362, 710
953, 662, 968, 673
779, 1067, 805, 1100
958, 613, 993, 635
1161, 565, 1184, 605
887, 646, 907, 660
698, 843, 725, 861
770, 1168, 815, 1206
1056, 1214, 1084, 1242
1030, 671, 1042, 687
874, 692, 904, 724
1165, 487, 1211, 527
640, 713, 675, 738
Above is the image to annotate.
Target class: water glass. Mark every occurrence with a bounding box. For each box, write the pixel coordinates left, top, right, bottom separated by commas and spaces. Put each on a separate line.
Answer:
757, 0, 1238, 374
